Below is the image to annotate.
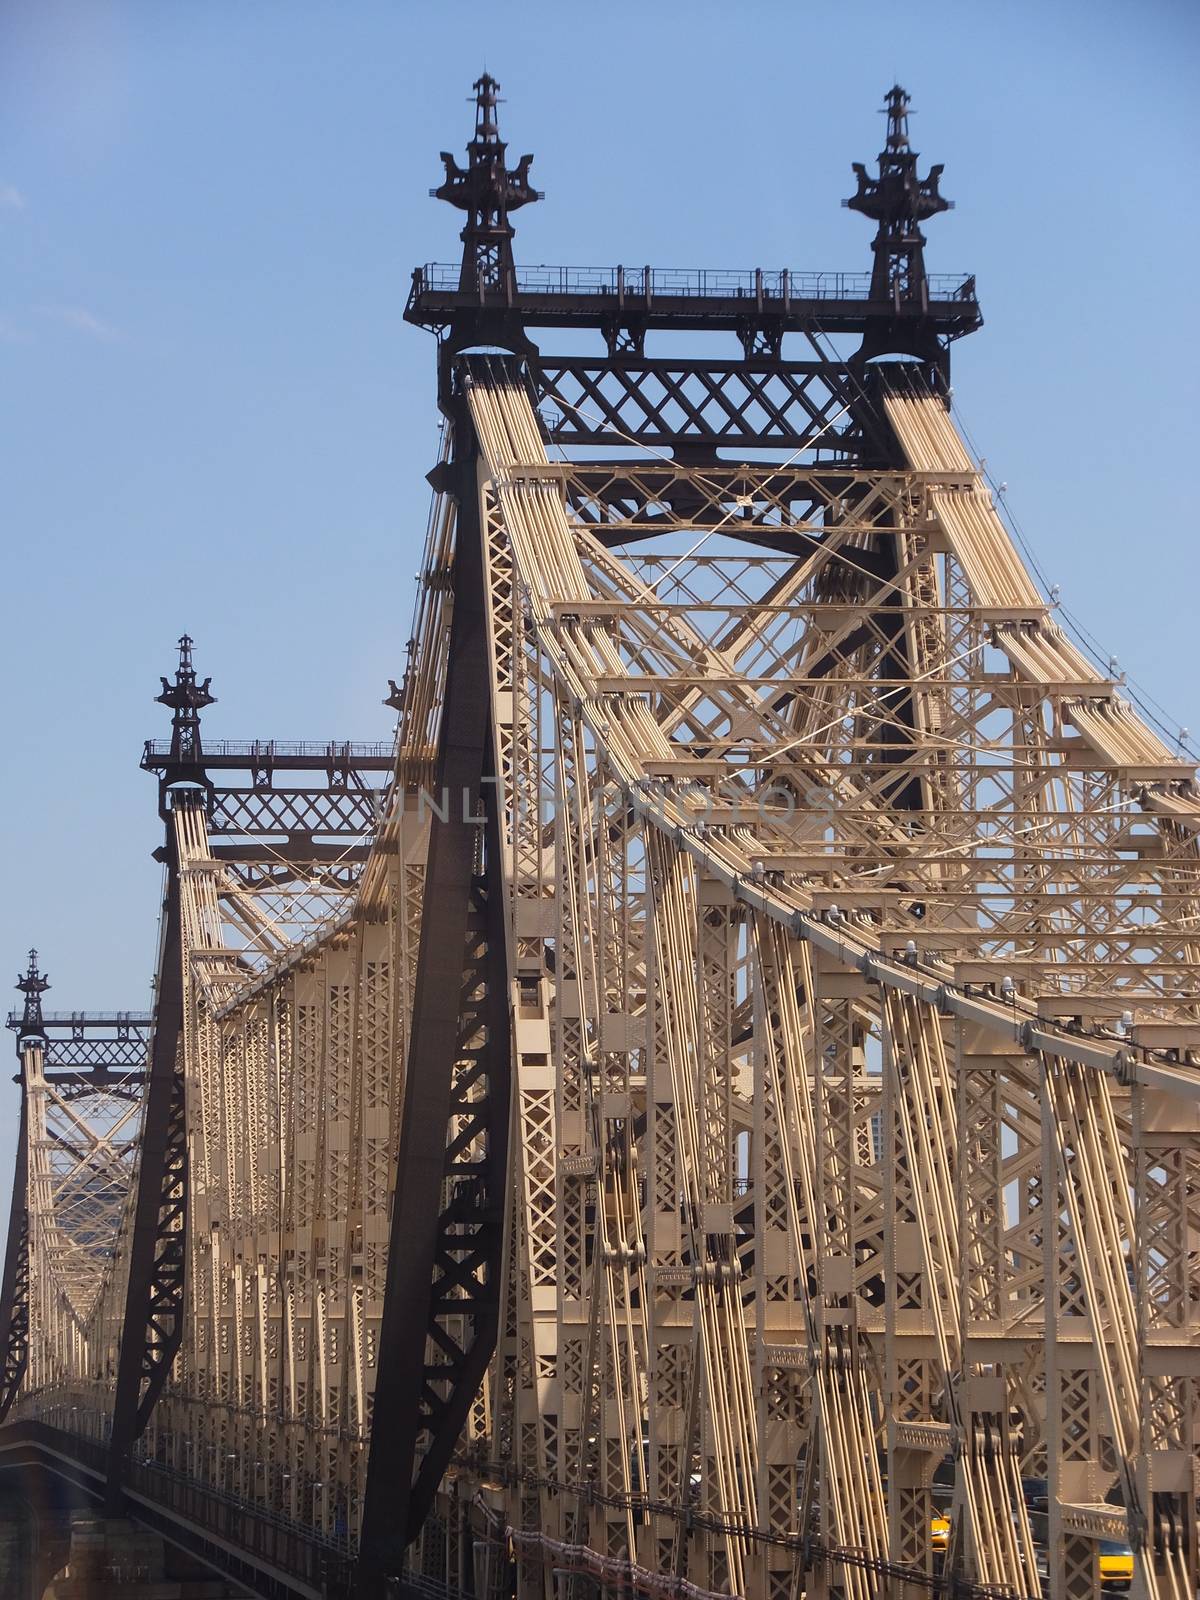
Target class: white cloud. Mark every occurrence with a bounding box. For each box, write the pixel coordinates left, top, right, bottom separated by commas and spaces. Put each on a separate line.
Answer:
0, 184, 25, 210
41, 305, 118, 341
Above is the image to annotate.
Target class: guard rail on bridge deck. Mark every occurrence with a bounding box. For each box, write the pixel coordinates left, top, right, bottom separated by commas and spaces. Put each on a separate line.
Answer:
141, 739, 396, 770
406, 261, 982, 336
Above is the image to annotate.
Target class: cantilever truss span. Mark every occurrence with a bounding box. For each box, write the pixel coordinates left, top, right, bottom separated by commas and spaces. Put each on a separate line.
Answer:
0, 77, 1197, 1600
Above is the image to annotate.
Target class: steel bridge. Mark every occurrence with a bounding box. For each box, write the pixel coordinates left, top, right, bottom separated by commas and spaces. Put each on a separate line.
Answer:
0, 76, 1196, 1600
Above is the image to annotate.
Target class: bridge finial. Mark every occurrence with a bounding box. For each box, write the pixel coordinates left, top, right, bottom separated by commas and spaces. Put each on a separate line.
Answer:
156, 634, 216, 764
434, 72, 542, 294
845, 84, 952, 306
15, 949, 49, 1043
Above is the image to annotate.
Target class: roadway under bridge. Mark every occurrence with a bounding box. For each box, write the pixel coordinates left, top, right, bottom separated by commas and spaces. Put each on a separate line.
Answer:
1, 77, 1196, 1600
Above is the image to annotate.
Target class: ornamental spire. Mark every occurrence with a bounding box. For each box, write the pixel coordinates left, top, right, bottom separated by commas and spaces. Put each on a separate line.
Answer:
156, 634, 215, 764
845, 85, 952, 307
15, 950, 48, 1044
434, 73, 542, 294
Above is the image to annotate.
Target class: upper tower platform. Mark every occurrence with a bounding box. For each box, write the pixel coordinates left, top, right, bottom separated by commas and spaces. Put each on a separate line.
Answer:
139, 635, 393, 879
405, 78, 980, 365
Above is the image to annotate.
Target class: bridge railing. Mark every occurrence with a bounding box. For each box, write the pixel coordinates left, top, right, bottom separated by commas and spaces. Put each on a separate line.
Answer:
141, 739, 395, 762
8, 1011, 153, 1026
413, 263, 977, 302
127, 1454, 352, 1588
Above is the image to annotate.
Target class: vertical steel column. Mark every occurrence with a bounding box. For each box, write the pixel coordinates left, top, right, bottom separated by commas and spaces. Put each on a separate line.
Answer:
105, 826, 187, 1505
358, 419, 511, 1591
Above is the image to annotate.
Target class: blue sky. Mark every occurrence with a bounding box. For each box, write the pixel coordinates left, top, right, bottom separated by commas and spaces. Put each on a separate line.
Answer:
0, 0, 1197, 1205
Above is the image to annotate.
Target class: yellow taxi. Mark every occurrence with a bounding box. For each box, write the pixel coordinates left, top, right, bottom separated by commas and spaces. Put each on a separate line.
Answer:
931, 1513, 950, 1553
1098, 1540, 1133, 1591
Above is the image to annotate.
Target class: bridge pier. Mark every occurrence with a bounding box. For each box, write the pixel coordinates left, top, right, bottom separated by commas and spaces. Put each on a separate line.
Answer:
0, 1473, 77, 1600
40, 1512, 250, 1599
0, 1489, 40, 1600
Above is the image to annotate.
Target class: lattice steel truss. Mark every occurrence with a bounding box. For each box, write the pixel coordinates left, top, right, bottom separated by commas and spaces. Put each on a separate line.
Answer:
0, 959, 151, 1432
1, 79, 1197, 1600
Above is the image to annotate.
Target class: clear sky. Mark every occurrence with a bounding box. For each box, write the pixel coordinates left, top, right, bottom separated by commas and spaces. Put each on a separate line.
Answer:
0, 0, 1197, 1216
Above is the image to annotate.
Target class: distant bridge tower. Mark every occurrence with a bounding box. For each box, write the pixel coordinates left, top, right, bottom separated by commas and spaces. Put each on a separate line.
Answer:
0, 953, 45, 1417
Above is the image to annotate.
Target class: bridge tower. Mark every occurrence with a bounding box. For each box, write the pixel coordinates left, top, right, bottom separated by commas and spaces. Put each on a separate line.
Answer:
0, 77, 1197, 1600
0, 952, 45, 1419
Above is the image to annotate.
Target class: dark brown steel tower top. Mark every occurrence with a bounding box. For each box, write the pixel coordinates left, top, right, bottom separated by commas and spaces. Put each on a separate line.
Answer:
408, 77, 978, 385
435, 72, 542, 295
13, 952, 48, 1045
845, 84, 953, 309
156, 634, 215, 765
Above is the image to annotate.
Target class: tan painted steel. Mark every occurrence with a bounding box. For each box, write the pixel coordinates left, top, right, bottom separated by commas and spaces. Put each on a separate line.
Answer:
9, 373, 1198, 1600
